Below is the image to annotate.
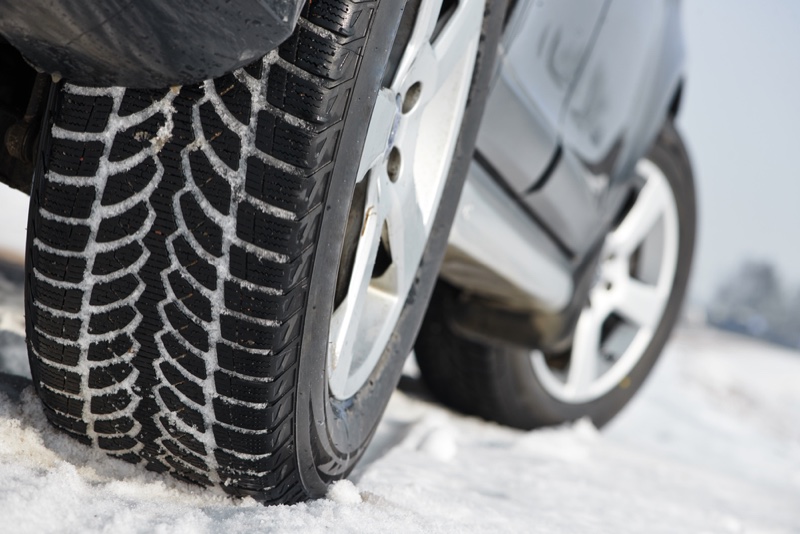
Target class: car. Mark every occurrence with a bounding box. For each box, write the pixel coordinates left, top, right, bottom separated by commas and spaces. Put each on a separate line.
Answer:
0, 0, 695, 504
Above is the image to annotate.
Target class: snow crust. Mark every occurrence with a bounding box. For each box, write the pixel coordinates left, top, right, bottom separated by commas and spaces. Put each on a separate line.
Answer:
0, 267, 798, 534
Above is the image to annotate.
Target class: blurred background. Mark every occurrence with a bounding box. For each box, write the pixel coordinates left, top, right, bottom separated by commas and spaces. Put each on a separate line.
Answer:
679, 0, 800, 347
1, 0, 799, 347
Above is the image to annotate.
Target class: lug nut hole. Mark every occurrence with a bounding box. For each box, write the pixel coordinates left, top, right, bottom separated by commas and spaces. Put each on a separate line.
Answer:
402, 82, 422, 114
387, 147, 402, 182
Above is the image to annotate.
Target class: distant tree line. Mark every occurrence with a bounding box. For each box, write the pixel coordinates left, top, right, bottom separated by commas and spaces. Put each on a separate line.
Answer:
706, 260, 800, 349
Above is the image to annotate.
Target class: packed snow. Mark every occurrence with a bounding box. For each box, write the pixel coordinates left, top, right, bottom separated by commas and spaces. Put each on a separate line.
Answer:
0, 260, 798, 533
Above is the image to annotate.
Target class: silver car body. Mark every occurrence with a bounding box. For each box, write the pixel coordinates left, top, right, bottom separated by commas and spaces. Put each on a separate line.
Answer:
446, 0, 685, 316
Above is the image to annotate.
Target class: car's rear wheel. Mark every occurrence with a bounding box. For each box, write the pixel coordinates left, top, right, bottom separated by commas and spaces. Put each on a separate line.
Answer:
25, 0, 502, 503
415, 121, 696, 429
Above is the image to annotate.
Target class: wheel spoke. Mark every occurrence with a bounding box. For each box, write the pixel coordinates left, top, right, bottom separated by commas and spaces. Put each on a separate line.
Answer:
607, 173, 668, 257
378, 165, 427, 295
358, 88, 399, 182
391, 0, 483, 103
429, 0, 485, 94
566, 306, 604, 394
328, 178, 384, 395
392, 0, 446, 90
612, 275, 663, 329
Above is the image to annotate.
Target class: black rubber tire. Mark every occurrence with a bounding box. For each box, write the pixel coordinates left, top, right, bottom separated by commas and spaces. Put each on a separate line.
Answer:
25, 0, 508, 504
414, 121, 696, 430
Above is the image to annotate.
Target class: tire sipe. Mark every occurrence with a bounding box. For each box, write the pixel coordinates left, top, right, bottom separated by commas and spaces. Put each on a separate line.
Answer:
25, 0, 506, 503
414, 121, 696, 430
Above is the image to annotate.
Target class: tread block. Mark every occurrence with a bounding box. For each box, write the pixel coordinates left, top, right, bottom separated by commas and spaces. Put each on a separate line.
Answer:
168, 269, 212, 322
37, 217, 91, 252
40, 182, 96, 219
98, 435, 138, 451
143, 458, 170, 474
159, 360, 206, 407
33, 307, 81, 342
224, 280, 303, 321
199, 101, 241, 171
236, 201, 322, 257
214, 440, 293, 473
229, 245, 312, 290
303, 0, 374, 39
158, 386, 205, 430
92, 241, 144, 275
173, 235, 218, 290
267, 65, 346, 125
244, 60, 263, 79
213, 371, 269, 405
94, 416, 135, 435
220, 313, 301, 352
166, 460, 212, 487
90, 273, 139, 306
162, 333, 207, 380
214, 73, 253, 126
90, 390, 132, 415
56, 93, 113, 133
213, 392, 292, 431
112, 452, 141, 464
217, 458, 295, 493
213, 417, 292, 456
279, 28, 358, 82
31, 278, 83, 313
109, 112, 167, 162
88, 305, 137, 336
158, 414, 208, 456
88, 335, 134, 362
48, 138, 104, 177
96, 201, 149, 243
118, 88, 171, 117
255, 111, 338, 169
245, 156, 326, 216
38, 360, 81, 395
189, 150, 232, 215
162, 438, 209, 470
215, 342, 298, 379
31, 331, 81, 366
31, 247, 86, 283
89, 361, 133, 389
42, 405, 89, 435
102, 158, 158, 206
179, 192, 223, 258
38, 386, 84, 418
164, 302, 209, 352
214, 363, 296, 405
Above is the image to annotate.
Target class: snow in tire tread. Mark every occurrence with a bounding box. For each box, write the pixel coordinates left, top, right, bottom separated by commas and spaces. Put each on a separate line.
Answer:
27, 0, 377, 504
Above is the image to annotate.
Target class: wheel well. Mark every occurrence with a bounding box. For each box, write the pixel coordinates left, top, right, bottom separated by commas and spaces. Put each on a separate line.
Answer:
0, 37, 41, 194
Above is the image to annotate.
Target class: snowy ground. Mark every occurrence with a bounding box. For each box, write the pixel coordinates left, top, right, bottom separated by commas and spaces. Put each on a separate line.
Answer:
0, 259, 798, 534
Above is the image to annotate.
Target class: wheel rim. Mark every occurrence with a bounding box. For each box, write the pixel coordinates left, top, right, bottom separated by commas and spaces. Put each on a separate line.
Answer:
327, 0, 486, 399
531, 159, 680, 403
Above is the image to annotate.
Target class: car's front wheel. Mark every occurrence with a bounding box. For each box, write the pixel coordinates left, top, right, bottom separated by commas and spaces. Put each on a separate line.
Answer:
25, 0, 502, 503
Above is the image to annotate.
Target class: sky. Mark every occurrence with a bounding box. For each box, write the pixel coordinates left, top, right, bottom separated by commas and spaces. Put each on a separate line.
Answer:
1, 0, 800, 305
679, 0, 800, 303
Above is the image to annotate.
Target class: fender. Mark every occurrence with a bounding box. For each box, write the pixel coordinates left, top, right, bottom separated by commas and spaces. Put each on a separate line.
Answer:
0, 0, 305, 88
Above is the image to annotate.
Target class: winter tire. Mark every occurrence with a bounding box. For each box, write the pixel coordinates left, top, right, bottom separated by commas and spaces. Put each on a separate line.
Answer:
25, 0, 506, 503
415, 121, 696, 429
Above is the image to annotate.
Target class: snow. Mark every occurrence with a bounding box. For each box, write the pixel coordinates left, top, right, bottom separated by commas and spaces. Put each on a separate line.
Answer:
0, 259, 798, 532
